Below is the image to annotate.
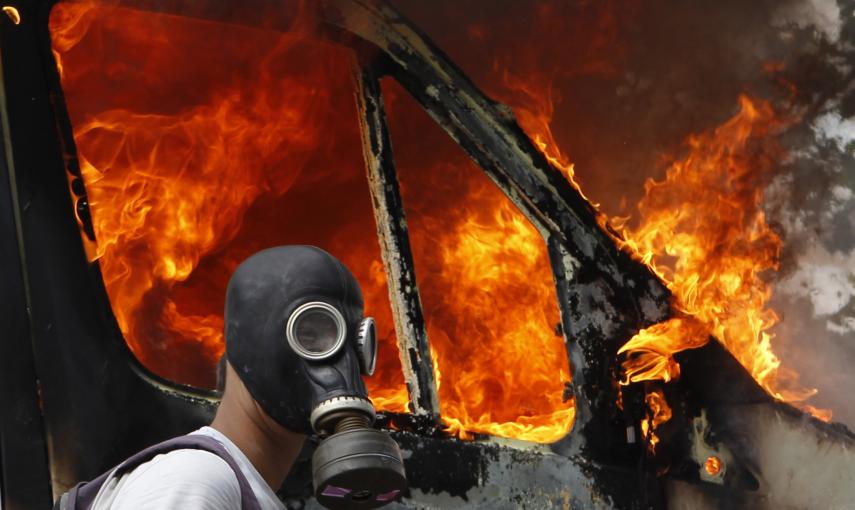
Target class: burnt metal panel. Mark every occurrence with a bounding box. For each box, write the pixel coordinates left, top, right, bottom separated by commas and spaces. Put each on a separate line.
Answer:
381, 433, 623, 510
667, 342, 855, 510
0, 13, 53, 510
354, 61, 440, 422
545, 238, 592, 448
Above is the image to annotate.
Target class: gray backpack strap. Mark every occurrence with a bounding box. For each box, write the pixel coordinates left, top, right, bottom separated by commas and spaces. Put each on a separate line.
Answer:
52, 492, 69, 510
56, 433, 263, 510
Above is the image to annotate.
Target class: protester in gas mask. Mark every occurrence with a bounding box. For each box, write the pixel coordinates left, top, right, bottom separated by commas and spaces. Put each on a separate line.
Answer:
55, 245, 405, 510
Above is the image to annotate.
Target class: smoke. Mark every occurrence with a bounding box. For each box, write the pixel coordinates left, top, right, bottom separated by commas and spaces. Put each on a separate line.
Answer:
774, 0, 845, 42
764, 1, 855, 427
391, 0, 855, 426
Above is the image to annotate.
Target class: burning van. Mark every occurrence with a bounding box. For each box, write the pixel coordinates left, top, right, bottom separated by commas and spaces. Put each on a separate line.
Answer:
1, 0, 853, 509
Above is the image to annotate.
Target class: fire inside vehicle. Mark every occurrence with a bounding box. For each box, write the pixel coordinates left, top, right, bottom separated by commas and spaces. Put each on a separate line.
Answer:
1, 0, 854, 509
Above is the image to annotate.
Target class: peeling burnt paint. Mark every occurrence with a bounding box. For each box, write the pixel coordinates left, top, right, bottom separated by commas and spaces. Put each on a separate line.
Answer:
383, 433, 638, 510
353, 61, 440, 421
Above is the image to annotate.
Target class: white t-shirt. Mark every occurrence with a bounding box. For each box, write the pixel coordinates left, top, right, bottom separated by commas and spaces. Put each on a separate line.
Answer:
90, 426, 286, 510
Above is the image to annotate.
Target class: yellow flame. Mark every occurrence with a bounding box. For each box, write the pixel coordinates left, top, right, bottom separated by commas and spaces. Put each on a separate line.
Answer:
642, 388, 672, 453
2, 6, 20, 25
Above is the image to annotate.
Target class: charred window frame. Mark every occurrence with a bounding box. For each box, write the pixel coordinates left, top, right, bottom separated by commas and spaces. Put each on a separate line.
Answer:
42, 0, 623, 440
353, 59, 583, 434
310, 0, 672, 446
353, 63, 440, 422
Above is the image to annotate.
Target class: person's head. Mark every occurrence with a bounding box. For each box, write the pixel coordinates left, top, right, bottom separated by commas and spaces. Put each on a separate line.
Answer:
220, 245, 405, 508
223, 245, 375, 435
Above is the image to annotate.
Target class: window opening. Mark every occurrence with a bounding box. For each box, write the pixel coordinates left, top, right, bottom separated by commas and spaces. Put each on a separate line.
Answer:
48, 3, 407, 409
383, 79, 575, 442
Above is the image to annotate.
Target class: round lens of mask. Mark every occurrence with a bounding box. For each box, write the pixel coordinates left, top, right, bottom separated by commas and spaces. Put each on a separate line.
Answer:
295, 310, 340, 353
287, 302, 347, 360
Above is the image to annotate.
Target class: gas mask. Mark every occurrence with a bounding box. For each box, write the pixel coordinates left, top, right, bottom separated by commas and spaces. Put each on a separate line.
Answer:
224, 245, 406, 509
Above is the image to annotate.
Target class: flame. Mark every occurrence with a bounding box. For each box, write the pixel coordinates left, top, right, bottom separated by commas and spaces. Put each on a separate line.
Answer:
416, 192, 574, 442
382, 79, 575, 442
497, 44, 828, 415
476, 3, 826, 416
506, 66, 828, 417
613, 96, 828, 418
704, 455, 723, 476
50, 2, 573, 441
2, 6, 21, 25
640, 388, 671, 454
52, 0, 825, 447
499, 72, 581, 195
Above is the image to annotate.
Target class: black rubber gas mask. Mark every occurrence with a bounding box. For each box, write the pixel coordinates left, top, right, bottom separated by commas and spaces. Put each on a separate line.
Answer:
224, 245, 406, 509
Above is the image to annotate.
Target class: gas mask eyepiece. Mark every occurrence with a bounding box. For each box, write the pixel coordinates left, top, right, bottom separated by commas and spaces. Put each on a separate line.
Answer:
287, 303, 378, 378
286, 302, 348, 360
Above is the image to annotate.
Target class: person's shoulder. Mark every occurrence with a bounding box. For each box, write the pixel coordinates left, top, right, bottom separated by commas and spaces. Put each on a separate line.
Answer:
109, 449, 241, 509
130, 448, 237, 483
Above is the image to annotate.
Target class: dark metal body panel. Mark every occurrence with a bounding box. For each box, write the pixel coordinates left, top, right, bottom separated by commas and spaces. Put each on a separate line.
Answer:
0, 14, 53, 508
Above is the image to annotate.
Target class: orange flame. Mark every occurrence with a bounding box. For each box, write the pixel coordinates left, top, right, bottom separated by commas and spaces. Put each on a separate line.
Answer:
51, 0, 825, 448
704, 455, 723, 476
613, 96, 829, 418
501, 47, 828, 417
417, 195, 574, 442
640, 388, 672, 454
382, 77, 575, 442
2, 6, 21, 25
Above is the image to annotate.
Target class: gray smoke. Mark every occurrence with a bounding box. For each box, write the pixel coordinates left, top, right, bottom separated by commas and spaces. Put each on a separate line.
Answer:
766, 0, 855, 427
